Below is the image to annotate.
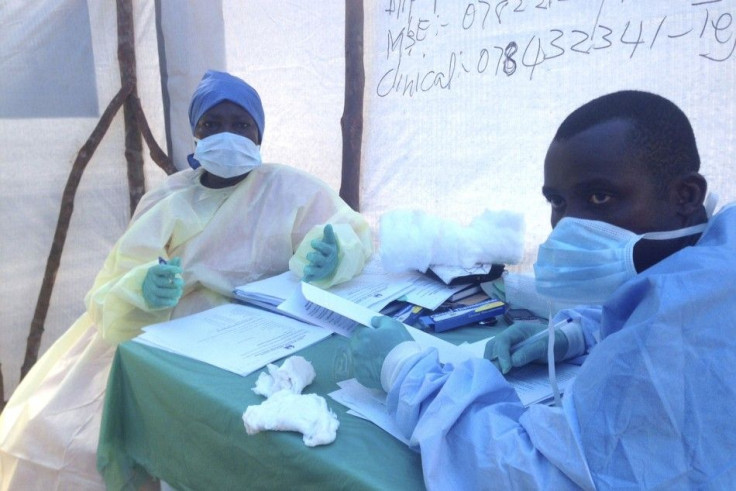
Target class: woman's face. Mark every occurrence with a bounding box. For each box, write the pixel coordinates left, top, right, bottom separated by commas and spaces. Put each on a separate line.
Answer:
194, 100, 260, 144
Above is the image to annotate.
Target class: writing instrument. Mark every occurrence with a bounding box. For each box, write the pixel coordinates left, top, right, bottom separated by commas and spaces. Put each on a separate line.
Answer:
418, 298, 506, 333
509, 317, 573, 354
158, 256, 167, 265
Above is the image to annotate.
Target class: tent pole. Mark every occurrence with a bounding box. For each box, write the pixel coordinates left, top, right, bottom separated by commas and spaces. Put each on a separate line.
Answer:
118, 0, 146, 216
340, 0, 365, 211
116, 0, 176, 206
118, 0, 177, 214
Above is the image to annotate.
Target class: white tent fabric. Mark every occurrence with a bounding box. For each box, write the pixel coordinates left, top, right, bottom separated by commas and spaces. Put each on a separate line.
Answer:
1, 0, 167, 399
361, 0, 736, 237
1, 0, 735, 403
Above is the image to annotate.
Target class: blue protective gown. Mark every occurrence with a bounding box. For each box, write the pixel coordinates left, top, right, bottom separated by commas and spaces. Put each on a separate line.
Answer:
387, 204, 736, 490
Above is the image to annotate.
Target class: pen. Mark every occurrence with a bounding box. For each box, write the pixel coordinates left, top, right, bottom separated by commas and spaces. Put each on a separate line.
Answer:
158, 256, 167, 265
509, 317, 572, 354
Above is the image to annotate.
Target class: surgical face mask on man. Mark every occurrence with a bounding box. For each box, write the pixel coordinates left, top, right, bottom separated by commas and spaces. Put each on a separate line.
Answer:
191, 132, 262, 178
534, 217, 708, 305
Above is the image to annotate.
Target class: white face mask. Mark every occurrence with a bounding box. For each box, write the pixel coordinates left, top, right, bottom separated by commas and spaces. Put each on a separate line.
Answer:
192, 132, 262, 178
534, 218, 708, 305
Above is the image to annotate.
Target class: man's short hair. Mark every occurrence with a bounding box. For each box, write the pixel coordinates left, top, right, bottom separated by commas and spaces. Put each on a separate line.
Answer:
553, 90, 700, 194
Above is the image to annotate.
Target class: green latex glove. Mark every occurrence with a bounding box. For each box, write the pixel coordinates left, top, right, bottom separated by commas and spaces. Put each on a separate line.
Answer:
349, 316, 413, 390
142, 257, 183, 309
303, 224, 339, 283
484, 320, 568, 374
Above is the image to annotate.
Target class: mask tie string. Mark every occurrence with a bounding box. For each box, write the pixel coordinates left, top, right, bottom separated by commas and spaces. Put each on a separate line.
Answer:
547, 301, 562, 407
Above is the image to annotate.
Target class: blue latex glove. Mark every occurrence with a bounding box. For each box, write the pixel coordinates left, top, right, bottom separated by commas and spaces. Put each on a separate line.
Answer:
484, 320, 568, 374
303, 224, 339, 283
142, 257, 183, 309
349, 316, 413, 390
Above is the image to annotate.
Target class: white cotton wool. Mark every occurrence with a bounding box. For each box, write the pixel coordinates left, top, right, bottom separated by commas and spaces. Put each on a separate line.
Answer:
378, 209, 440, 272
379, 209, 525, 273
252, 355, 316, 398
244, 355, 338, 447
242, 390, 340, 447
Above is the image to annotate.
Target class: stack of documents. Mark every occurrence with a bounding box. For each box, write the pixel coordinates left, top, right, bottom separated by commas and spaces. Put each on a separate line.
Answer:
133, 260, 484, 378
233, 263, 478, 337
231, 271, 302, 313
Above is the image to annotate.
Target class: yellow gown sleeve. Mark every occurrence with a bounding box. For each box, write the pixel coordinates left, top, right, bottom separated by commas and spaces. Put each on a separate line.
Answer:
86, 257, 173, 345
289, 206, 373, 288
87, 190, 204, 345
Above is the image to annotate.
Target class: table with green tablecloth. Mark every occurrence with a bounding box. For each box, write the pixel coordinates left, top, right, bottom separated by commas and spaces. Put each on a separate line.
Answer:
97, 318, 505, 490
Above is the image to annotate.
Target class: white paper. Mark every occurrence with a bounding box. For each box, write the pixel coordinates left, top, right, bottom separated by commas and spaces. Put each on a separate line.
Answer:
398, 272, 472, 310
298, 283, 474, 366
331, 363, 579, 446
504, 363, 580, 406
328, 379, 410, 445
458, 337, 580, 406
459, 336, 495, 358
133, 303, 331, 376
328, 269, 416, 311
234, 265, 470, 319
429, 264, 492, 285
233, 271, 301, 306
300, 282, 381, 329
278, 284, 361, 337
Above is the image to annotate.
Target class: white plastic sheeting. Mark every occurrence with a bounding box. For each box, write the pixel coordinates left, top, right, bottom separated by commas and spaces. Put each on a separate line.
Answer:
160, 1, 347, 188
1, 0, 167, 398
1, 0, 735, 400
361, 0, 736, 257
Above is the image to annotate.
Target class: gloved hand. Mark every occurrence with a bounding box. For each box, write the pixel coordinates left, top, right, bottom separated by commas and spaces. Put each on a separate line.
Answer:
303, 224, 339, 283
142, 257, 184, 309
484, 320, 568, 374
349, 316, 413, 390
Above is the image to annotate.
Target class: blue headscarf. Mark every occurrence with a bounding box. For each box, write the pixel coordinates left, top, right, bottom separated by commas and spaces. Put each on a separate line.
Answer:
188, 70, 265, 141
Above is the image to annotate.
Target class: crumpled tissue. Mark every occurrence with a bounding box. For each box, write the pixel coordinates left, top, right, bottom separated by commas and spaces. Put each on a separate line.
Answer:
252, 355, 316, 397
242, 356, 339, 447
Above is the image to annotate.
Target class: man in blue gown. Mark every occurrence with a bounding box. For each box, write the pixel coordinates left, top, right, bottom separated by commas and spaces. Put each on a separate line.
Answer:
350, 90, 736, 489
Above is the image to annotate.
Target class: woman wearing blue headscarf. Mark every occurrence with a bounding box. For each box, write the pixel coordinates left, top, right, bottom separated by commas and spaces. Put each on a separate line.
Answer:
0, 70, 372, 489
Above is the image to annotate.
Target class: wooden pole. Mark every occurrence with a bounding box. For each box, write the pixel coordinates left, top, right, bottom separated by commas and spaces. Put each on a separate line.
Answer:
131, 93, 176, 175
340, 0, 365, 211
118, 0, 146, 216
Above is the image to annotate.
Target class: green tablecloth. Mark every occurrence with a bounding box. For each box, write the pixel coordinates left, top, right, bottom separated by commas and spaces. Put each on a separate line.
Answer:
97, 322, 504, 490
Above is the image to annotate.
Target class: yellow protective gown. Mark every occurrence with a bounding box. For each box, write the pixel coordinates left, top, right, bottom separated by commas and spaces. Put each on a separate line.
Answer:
0, 164, 372, 490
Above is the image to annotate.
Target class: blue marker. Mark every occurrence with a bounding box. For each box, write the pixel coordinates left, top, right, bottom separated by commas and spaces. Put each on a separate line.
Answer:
509, 317, 573, 354
158, 256, 167, 265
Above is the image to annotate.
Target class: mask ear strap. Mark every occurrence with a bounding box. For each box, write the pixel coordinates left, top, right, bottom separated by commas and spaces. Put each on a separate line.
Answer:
704, 192, 719, 218
643, 222, 708, 241
547, 302, 562, 407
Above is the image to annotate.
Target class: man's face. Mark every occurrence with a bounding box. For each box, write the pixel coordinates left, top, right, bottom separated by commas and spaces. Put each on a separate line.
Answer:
542, 119, 681, 234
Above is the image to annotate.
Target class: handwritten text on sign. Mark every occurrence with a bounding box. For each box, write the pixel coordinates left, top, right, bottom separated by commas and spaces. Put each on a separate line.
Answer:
376, 0, 736, 97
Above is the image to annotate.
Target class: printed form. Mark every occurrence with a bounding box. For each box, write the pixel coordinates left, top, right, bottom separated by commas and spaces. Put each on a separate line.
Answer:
133, 303, 331, 376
